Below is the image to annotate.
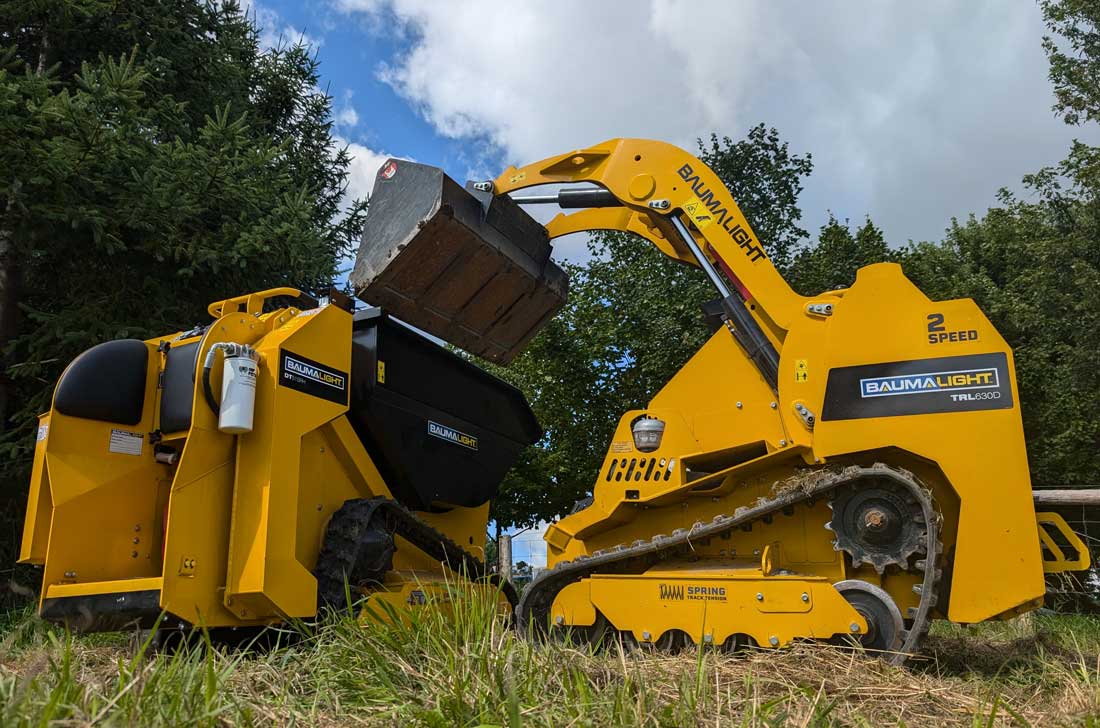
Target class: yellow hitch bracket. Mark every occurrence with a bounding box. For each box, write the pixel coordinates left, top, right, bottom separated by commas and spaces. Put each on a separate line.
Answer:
1036, 512, 1091, 573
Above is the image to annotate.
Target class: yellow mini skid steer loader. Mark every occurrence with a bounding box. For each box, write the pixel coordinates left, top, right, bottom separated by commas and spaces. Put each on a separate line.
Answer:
346, 140, 1090, 663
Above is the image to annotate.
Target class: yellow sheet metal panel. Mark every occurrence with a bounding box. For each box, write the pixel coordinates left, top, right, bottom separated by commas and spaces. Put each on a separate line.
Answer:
784, 263, 1045, 622
36, 342, 166, 601
46, 577, 162, 599
550, 580, 597, 628
580, 568, 865, 648
224, 303, 353, 621
160, 313, 266, 628
650, 328, 786, 454
18, 413, 52, 564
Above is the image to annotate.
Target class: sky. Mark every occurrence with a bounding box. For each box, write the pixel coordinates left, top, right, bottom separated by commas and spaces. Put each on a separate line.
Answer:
252, 1, 1093, 566
257, 0, 1097, 266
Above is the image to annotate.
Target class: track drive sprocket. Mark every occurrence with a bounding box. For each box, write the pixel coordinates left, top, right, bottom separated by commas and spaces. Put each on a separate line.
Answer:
828, 479, 926, 574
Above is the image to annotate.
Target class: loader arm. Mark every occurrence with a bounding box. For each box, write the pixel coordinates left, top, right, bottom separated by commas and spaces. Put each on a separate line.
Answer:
493, 138, 810, 389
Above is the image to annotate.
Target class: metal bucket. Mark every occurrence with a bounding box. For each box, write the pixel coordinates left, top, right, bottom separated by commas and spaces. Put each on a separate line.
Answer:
350, 159, 568, 364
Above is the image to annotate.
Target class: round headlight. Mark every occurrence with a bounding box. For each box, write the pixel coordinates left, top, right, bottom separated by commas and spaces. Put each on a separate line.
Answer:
632, 417, 665, 453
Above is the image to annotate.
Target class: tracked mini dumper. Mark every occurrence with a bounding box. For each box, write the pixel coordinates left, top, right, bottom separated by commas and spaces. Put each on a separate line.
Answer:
18, 157, 565, 631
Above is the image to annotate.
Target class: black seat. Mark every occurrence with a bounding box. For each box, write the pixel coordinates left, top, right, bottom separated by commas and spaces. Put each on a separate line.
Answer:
54, 339, 149, 425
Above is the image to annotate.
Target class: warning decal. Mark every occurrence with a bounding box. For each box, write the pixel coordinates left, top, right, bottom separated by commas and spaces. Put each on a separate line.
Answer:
109, 429, 143, 456
683, 196, 715, 229
795, 359, 809, 383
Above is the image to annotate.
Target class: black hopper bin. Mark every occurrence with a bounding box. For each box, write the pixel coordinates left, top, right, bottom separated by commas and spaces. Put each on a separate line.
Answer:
347, 309, 542, 511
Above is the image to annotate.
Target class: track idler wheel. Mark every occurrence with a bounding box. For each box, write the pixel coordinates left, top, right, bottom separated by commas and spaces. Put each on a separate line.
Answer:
833, 580, 904, 653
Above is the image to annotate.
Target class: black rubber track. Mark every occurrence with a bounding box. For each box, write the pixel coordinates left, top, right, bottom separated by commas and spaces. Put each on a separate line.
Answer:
517, 463, 942, 665
315, 497, 518, 613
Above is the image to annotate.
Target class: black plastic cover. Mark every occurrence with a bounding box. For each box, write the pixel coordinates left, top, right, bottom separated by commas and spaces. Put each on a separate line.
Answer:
347, 309, 542, 510
160, 341, 200, 433
41, 589, 161, 631
54, 339, 149, 425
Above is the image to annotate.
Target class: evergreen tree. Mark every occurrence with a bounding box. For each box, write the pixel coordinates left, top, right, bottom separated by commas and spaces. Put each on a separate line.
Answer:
788, 216, 893, 296
0, 3, 366, 530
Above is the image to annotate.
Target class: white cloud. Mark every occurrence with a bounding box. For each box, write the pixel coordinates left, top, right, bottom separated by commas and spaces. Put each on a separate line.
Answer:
242, 0, 323, 50
336, 105, 359, 128
335, 89, 360, 129
336, 0, 1100, 245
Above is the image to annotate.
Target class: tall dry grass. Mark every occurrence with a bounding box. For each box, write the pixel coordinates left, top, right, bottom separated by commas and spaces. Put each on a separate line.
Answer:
0, 587, 1098, 726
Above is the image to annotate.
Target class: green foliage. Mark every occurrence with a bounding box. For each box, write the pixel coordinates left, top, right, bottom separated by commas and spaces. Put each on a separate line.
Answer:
0, 2, 366, 491
902, 184, 1100, 486
697, 125, 814, 274
788, 216, 894, 296
1042, 0, 1100, 126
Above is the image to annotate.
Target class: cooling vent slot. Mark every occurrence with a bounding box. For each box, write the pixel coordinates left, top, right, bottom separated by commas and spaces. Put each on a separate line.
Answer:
604, 457, 676, 482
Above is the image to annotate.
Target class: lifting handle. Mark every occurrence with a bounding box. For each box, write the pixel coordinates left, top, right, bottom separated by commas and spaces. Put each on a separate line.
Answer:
207, 287, 305, 318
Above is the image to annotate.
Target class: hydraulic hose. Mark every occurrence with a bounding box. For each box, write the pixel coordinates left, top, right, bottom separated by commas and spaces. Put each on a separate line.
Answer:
201, 343, 232, 417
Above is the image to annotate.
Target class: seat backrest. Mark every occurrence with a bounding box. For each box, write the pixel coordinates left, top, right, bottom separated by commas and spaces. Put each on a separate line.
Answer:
54, 339, 149, 425
159, 342, 200, 433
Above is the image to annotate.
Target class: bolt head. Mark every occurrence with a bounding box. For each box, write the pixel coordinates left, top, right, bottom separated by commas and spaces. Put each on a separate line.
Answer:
801, 592, 809, 602
863, 508, 888, 530
756, 592, 764, 601
642, 631, 652, 641
703, 633, 713, 643
779, 439, 787, 447
769, 636, 779, 647
770, 402, 777, 409
736, 401, 743, 409
850, 622, 861, 633
555, 615, 564, 626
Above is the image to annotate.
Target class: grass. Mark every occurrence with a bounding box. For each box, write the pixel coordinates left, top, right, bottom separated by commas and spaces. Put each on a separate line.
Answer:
1, 589, 1099, 727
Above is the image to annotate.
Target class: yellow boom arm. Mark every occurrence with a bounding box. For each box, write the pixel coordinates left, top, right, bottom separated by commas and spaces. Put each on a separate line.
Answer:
493, 139, 811, 388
